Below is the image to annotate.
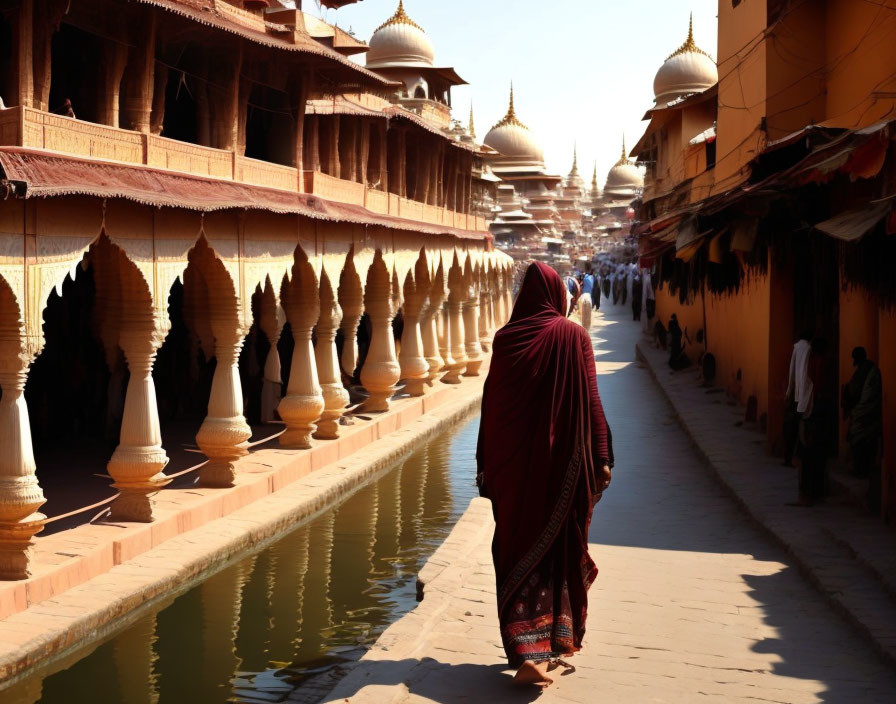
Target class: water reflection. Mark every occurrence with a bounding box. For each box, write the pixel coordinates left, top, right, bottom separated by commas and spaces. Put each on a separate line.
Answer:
18, 415, 479, 704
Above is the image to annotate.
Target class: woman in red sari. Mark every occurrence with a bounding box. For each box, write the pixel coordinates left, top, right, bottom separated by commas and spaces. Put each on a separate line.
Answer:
477, 261, 612, 687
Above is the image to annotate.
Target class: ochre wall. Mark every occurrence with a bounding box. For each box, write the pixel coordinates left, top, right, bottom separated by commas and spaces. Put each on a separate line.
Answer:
839, 285, 880, 450
655, 272, 771, 428
715, 0, 767, 186
705, 272, 771, 418
825, 0, 896, 129
654, 285, 705, 357
766, 0, 827, 139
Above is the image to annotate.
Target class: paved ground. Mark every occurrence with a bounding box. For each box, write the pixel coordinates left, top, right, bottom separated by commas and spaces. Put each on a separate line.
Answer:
327, 301, 896, 704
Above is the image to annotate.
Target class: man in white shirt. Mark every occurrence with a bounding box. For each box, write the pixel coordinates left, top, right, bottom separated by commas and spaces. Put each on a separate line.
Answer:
783, 330, 814, 466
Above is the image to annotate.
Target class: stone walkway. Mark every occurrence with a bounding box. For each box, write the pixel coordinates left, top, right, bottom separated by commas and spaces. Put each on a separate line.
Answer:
326, 303, 896, 704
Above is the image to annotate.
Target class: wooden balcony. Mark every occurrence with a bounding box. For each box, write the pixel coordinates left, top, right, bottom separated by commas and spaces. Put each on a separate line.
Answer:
0, 106, 487, 233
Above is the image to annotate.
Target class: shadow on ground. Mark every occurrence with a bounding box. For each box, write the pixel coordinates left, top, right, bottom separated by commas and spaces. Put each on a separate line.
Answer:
322, 660, 546, 704
582, 301, 896, 704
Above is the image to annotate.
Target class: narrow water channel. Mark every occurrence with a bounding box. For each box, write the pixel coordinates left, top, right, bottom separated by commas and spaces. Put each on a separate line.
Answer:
6, 415, 481, 704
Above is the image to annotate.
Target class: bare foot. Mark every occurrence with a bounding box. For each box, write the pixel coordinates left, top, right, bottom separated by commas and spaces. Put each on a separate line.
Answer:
513, 660, 554, 688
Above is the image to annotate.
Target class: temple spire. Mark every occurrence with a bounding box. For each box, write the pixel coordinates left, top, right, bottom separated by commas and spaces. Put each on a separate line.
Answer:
469, 104, 476, 140
376, 0, 425, 33
570, 143, 579, 176
667, 12, 711, 59
493, 82, 527, 129
591, 162, 598, 189
615, 135, 632, 166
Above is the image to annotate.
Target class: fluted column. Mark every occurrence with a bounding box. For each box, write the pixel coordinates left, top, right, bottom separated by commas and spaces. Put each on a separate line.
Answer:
492, 270, 507, 328
0, 362, 46, 580
279, 262, 325, 448
338, 261, 363, 380
313, 274, 349, 440
503, 269, 514, 323
107, 323, 170, 522
462, 272, 483, 377
360, 256, 400, 412
420, 266, 446, 383
442, 261, 467, 384
478, 274, 492, 354
258, 285, 284, 424
398, 273, 429, 397
196, 317, 252, 488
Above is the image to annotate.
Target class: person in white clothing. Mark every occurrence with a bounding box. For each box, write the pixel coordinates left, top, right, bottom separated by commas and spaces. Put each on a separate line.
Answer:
783, 331, 814, 466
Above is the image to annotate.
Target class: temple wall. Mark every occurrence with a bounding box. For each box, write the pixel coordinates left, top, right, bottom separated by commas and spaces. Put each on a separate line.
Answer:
655, 271, 772, 437
706, 273, 771, 421
839, 285, 880, 450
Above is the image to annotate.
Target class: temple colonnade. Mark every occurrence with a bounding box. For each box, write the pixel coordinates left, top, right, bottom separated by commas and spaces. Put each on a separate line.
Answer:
0, 197, 514, 580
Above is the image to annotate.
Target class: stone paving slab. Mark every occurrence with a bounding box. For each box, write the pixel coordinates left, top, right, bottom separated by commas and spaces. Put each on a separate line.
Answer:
636, 334, 896, 667
0, 376, 487, 693
325, 305, 896, 704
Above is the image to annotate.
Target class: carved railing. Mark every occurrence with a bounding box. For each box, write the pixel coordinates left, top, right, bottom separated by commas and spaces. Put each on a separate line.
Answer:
0, 106, 487, 233
236, 156, 300, 192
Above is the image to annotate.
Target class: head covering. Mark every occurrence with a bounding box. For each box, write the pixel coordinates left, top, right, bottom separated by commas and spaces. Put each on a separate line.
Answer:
477, 262, 609, 617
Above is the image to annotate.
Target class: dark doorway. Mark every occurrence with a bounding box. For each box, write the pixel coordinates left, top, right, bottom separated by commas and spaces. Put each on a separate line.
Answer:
48, 23, 104, 123
245, 84, 295, 166
162, 68, 200, 144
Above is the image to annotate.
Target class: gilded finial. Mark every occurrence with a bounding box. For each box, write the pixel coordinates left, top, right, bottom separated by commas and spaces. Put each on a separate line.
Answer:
615, 135, 633, 166
667, 13, 712, 60
493, 82, 527, 130
469, 104, 476, 140
570, 143, 579, 176
376, 0, 425, 33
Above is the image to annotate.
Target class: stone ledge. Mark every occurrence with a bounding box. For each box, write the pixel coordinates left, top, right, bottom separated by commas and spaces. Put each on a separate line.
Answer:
636, 338, 896, 667
0, 377, 486, 690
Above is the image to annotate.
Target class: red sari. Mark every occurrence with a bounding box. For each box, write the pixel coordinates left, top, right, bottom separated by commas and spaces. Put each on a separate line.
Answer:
477, 262, 611, 667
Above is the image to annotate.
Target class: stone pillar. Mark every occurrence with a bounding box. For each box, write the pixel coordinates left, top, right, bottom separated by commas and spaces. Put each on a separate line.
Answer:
278, 261, 325, 449
0, 362, 46, 580
196, 319, 252, 488
492, 270, 507, 328
420, 266, 446, 383
479, 272, 493, 353
360, 257, 401, 412
338, 260, 363, 380
462, 270, 484, 377
398, 273, 429, 397
258, 286, 284, 424
503, 270, 514, 323
107, 324, 171, 522
442, 261, 467, 384
313, 274, 349, 440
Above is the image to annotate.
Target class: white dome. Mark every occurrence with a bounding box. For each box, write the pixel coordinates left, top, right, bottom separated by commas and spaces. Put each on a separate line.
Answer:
653, 18, 717, 105
483, 87, 544, 163
484, 124, 544, 162
605, 162, 644, 192
366, 2, 435, 69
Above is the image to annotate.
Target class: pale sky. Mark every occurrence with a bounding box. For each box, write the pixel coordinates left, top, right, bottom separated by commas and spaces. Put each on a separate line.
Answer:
311, 0, 718, 185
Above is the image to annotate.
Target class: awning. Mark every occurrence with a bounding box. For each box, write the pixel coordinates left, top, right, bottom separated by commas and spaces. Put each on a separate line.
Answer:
385, 108, 477, 152
0, 148, 488, 241
306, 97, 386, 118
813, 198, 895, 242
134, 0, 394, 88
